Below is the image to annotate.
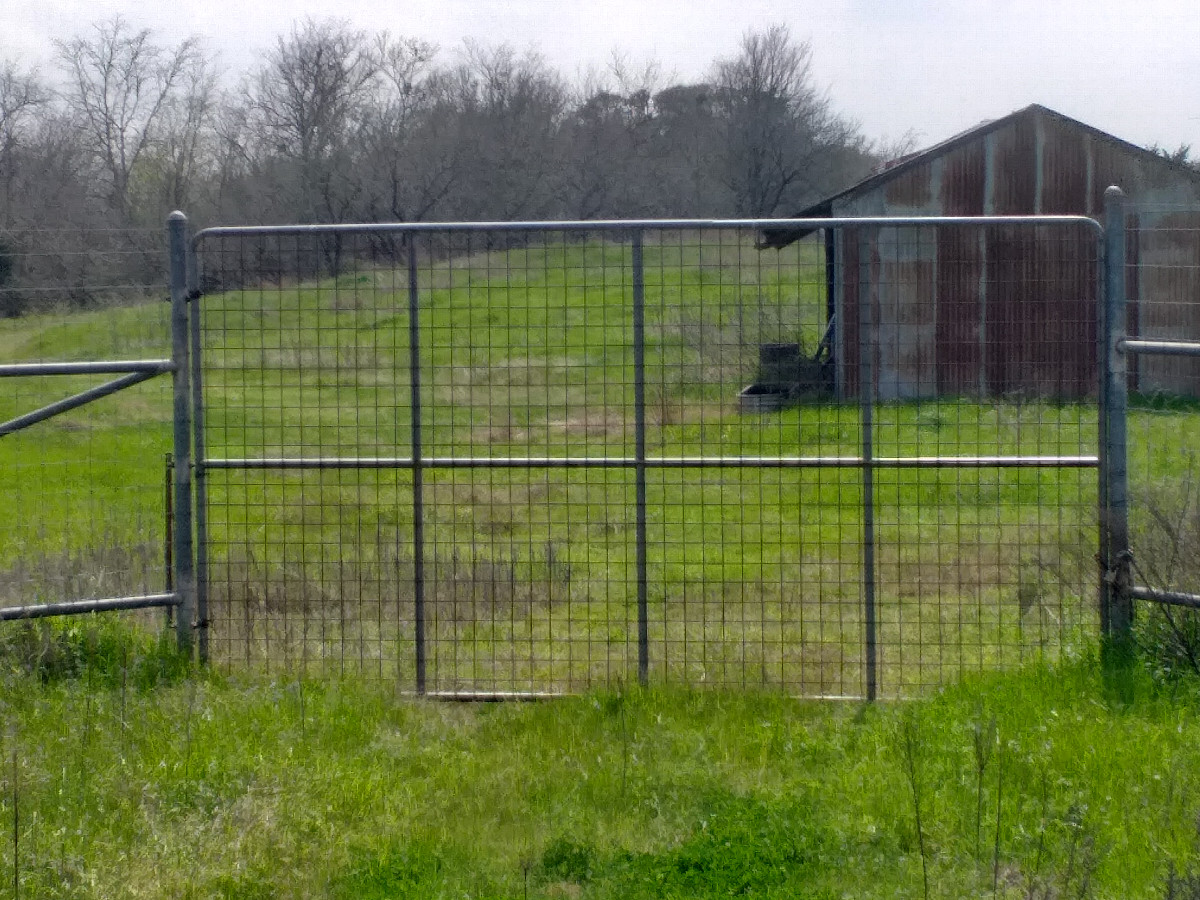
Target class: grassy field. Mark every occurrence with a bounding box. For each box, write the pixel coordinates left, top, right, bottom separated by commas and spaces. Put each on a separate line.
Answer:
0, 232, 1197, 695
1, 623, 1200, 898
5, 232, 1200, 897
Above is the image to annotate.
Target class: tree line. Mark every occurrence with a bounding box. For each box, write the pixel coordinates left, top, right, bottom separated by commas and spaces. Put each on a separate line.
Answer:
0, 17, 879, 314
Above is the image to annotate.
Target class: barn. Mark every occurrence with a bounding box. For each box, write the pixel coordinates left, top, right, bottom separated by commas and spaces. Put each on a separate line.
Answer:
761, 103, 1200, 400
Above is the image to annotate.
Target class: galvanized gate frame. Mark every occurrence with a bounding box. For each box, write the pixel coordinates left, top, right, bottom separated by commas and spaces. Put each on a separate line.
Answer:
185, 211, 1116, 695
0, 212, 197, 653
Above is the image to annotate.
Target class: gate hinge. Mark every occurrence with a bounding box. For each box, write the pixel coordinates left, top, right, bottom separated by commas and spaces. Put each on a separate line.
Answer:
1098, 549, 1133, 584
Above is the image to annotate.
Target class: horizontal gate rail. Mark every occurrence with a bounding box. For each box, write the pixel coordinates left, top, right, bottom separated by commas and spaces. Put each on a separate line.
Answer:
0, 360, 174, 377
0, 357, 182, 623
193, 213, 1103, 240
1129, 585, 1200, 610
0, 593, 180, 622
204, 455, 1099, 470
1117, 338, 1200, 358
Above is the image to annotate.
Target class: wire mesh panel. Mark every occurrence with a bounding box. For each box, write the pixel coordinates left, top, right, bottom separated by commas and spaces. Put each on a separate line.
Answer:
196, 232, 415, 678
416, 232, 638, 692
1123, 208, 1200, 614
639, 229, 863, 695
194, 217, 1101, 697
0, 228, 173, 621
861, 222, 1100, 693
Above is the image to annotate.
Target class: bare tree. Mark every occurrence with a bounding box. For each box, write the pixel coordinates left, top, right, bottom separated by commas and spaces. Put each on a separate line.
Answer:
154, 55, 219, 214
433, 42, 568, 220
248, 18, 379, 224
56, 17, 204, 222
207, 92, 257, 219
375, 33, 437, 124
649, 82, 722, 215
0, 18, 887, 312
712, 25, 854, 216
358, 34, 456, 223
557, 55, 662, 218
0, 62, 52, 226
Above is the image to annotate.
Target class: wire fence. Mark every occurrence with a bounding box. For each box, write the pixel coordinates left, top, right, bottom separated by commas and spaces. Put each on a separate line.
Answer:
1123, 208, 1200, 626
190, 217, 1102, 698
0, 227, 174, 629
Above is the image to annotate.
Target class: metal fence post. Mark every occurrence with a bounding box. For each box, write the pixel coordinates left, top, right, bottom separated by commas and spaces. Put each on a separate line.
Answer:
187, 231, 210, 664
408, 235, 427, 693
163, 453, 174, 625
168, 211, 196, 654
858, 227, 878, 701
1100, 186, 1133, 648
632, 230, 649, 687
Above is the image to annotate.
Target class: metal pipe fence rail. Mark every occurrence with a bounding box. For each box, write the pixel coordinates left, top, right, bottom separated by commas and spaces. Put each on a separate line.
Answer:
185, 212, 1106, 699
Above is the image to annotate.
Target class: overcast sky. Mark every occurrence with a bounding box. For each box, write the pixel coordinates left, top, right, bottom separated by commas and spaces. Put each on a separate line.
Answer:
3, 0, 1199, 155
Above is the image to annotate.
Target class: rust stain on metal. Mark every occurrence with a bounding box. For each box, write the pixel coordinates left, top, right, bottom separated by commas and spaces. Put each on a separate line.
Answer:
810, 106, 1200, 400
839, 219, 1098, 400
884, 164, 933, 207
1040, 115, 1088, 214
942, 142, 986, 216
935, 225, 983, 395
887, 258, 936, 396
990, 115, 1037, 214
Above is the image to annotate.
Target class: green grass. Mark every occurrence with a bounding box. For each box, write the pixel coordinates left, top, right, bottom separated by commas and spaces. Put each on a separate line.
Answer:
7, 232, 1200, 898
2, 234, 1199, 694
1, 623, 1200, 898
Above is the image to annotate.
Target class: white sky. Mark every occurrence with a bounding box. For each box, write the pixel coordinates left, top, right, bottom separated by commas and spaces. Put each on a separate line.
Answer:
3, 0, 1199, 156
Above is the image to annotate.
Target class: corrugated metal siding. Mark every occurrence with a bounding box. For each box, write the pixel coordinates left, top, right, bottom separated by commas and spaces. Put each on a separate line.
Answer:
1061, 229, 1097, 397
838, 220, 1096, 400
979, 224, 1093, 398
829, 106, 1200, 400
991, 114, 1037, 214
1089, 135, 1128, 214
985, 225, 1035, 394
1137, 211, 1200, 393
936, 225, 984, 394
942, 143, 986, 216
884, 164, 933, 208
840, 227, 861, 398
1040, 115, 1088, 214
875, 228, 937, 398
1127, 214, 1141, 392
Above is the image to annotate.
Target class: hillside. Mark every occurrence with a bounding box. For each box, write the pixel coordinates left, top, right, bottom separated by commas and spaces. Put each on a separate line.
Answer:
0, 233, 1188, 696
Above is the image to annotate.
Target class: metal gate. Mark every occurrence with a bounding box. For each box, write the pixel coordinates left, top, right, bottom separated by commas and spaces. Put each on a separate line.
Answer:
0, 214, 196, 643
180, 211, 1107, 698
1101, 192, 1200, 647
